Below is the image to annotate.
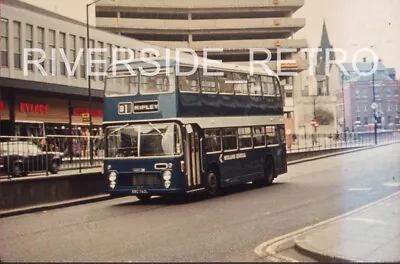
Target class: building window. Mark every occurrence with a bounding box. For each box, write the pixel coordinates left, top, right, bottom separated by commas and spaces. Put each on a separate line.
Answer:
89, 39, 95, 80
356, 104, 360, 113
362, 89, 368, 97
13, 21, 21, 69
364, 104, 367, 112
59, 32, 66, 75
98, 41, 104, 81
285, 91, 293, 98
25, 24, 33, 71
394, 89, 399, 96
107, 43, 112, 67
387, 116, 392, 124
48, 29, 56, 74
0, 18, 9, 67
69, 34, 77, 77
37, 27, 45, 70
355, 89, 360, 97
80, 37, 86, 79
363, 117, 368, 125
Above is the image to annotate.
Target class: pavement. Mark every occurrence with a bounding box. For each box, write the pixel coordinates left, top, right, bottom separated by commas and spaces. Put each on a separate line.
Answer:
294, 191, 400, 262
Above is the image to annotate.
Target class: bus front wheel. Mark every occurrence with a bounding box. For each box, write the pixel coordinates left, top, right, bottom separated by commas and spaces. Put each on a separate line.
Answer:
205, 170, 220, 197
136, 194, 151, 202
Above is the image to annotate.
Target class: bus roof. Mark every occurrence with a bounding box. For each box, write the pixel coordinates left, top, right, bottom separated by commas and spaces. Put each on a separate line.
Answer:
107, 57, 278, 78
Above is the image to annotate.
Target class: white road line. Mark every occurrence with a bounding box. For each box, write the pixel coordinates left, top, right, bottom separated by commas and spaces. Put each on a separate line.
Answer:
254, 190, 400, 262
383, 182, 400, 187
347, 187, 373, 191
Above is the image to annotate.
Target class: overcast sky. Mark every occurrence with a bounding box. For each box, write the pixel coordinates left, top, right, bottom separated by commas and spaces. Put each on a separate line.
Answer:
294, 0, 400, 74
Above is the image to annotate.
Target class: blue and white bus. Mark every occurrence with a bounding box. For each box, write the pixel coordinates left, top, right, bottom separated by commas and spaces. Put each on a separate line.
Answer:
103, 58, 287, 201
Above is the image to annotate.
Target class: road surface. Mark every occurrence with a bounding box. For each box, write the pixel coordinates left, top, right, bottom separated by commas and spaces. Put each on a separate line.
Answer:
1, 143, 399, 262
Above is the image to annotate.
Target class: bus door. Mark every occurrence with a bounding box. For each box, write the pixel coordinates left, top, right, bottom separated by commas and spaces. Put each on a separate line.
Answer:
184, 125, 202, 189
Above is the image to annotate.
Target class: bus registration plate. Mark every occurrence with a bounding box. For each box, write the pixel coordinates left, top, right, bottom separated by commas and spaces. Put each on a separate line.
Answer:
132, 189, 148, 194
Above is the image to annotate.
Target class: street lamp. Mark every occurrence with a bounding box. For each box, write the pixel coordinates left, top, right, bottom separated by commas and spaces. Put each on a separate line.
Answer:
341, 73, 347, 141
371, 61, 378, 145
86, 0, 103, 164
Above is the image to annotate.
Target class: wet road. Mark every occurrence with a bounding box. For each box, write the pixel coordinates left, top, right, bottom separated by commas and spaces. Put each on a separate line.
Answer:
1, 144, 399, 262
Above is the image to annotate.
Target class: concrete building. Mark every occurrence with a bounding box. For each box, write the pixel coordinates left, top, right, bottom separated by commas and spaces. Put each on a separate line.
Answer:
95, 0, 309, 134
333, 60, 400, 132
0, 0, 164, 137
293, 21, 337, 135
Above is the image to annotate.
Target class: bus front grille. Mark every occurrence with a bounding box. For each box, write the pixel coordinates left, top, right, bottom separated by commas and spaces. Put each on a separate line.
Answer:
118, 172, 162, 187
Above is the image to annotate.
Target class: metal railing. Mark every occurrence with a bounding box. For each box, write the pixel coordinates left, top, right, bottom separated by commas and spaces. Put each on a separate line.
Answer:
286, 130, 400, 153
0, 135, 104, 178
1, 130, 399, 178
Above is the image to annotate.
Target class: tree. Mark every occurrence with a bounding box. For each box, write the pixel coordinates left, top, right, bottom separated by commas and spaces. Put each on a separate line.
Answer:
315, 107, 334, 125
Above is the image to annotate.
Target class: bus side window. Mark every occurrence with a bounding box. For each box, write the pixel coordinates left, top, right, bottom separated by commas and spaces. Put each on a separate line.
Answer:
179, 67, 199, 93
252, 126, 266, 147
266, 126, 279, 145
261, 76, 275, 96
222, 128, 238, 151
218, 72, 233, 94
232, 73, 248, 95
205, 129, 221, 153
248, 75, 262, 96
274, 77, 282, 97
238, 127, 252, 149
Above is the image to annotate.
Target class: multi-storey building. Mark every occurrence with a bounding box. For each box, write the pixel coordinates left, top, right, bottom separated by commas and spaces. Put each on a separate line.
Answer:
333, 60, 400, 132
0, 0, 164, 137
95, 0, 309, 134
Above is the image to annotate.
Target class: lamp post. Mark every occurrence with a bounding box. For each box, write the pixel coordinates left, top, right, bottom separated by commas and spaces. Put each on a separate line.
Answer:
341, 73, 347, 141
372, 61, 378, 145
86, 0, 102, 164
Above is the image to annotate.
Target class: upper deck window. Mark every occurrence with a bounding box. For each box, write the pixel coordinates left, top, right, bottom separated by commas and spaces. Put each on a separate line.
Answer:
141, 70, 175, 95
105, 74, 138, 96
105, 67, 175, 96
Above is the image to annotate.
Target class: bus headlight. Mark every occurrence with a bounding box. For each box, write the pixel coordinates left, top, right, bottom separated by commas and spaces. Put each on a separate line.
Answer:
164, 180, 171, 189
110, 182, 116, 189
162, 170, 172, 181
109, 171, 117, 182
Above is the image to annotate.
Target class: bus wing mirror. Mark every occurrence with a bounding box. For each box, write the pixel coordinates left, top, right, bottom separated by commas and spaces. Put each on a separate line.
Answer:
186, 124, 193, 134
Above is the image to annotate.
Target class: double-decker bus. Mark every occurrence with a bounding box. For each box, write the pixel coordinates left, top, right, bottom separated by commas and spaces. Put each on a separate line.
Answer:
103, 58, 287, 201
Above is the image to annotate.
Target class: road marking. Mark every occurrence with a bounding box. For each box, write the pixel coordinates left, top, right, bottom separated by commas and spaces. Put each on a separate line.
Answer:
344, 217, 386, 225
347, 187, 373, 191
254, 190, 400, 262
383, 182, 400, 187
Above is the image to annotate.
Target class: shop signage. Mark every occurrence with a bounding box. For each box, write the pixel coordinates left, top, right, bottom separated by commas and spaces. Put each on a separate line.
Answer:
82, 113, 90, 122
0, 100, 4, 112
73, 107, 103, 117
19, 102, 49, 114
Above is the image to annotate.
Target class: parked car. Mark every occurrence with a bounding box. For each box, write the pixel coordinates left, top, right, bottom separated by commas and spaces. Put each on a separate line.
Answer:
0, 141, 64, 177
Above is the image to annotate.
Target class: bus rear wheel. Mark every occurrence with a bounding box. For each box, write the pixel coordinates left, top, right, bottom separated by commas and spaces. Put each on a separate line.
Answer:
136, 194, 151, 202
205, 170, 220, 197
255, 159, 275, 187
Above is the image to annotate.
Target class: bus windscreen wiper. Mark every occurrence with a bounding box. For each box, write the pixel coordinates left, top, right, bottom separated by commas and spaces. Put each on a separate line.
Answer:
148, 122, 164, 138
109, 123, 130, 135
